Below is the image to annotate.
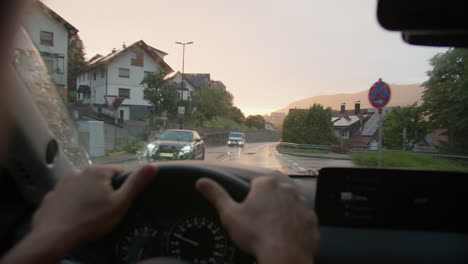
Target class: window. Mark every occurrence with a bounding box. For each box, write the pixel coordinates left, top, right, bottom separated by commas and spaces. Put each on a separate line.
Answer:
101, 70, 105, 78
143, 71, 153, 80
93, 72, 97, 80
119, 88, 131, 99
130, 51, 144, 67
40, 31, 54, 46
43, 58, 54, 74
119, 68, 130, 78
341, 128, 348, 138
86, 73, 89, 80
143, 89, 151, 100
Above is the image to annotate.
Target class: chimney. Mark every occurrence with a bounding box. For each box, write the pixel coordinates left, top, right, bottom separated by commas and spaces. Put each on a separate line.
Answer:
340, 103, 346, 114
355, 101, 361, 115
122, 42, 126, 49
111, 48, 116, 53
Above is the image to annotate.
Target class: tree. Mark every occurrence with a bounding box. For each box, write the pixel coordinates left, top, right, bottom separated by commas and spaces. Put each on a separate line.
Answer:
245, 115, 265, 129
68, 35, 86, 101
141, 71, 179, 115
383, 103, 428, 149
229, 106, 245, 124
192, 110, 208, 127
422, 48, 468, 153
282, 104, 338, 144
192, 87, 235, 119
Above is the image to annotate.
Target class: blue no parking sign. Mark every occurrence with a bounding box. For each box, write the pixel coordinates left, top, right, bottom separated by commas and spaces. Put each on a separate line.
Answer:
368, 80, 391, 109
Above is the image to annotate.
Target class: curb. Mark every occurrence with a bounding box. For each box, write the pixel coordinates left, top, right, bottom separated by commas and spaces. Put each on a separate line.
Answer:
278, 151, 352, 160
92, 156, 139, 164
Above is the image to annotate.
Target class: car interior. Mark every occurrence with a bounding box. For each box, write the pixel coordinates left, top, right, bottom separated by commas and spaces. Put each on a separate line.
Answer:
1, 0, 468, 263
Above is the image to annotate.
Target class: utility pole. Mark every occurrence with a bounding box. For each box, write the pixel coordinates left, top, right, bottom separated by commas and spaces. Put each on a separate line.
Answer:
175, 41, 194, 129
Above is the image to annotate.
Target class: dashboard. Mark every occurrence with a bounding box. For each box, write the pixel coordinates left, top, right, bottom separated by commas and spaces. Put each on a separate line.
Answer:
5, 162, 468, 264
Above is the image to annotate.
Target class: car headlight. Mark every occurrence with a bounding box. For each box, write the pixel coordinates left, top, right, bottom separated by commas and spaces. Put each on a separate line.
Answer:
147, 143, 157, 150
179, 145, 192, 154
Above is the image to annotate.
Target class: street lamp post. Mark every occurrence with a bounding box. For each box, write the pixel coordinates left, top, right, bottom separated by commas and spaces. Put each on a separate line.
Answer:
175, 41, 194, 129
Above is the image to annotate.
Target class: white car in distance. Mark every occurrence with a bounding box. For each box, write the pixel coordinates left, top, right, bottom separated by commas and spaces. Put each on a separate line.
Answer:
227, 132, 245, 147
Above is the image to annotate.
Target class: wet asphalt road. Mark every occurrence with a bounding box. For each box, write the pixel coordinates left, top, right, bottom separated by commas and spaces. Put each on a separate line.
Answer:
117, 142, 354, 175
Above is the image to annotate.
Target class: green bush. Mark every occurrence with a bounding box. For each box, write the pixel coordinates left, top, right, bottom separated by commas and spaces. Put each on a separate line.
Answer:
68, 90, 77, 103
282, 104, 339, 145
117, 139, 143, 153
351, 151, 468, 172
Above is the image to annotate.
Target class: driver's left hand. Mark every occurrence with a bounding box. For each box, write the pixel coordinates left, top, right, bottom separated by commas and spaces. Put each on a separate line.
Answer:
1, 164, 157, 264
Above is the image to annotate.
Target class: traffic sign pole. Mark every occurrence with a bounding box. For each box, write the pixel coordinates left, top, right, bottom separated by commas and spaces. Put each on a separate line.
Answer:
378, 111, 383, 168
368, 79, 391, 168
178, 106, 185, 129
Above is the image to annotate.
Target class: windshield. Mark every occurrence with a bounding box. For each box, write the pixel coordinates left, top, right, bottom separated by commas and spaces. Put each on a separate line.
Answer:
13, 27, 91, 169
229, 133, 244, 138
18, 0, 467, 175
159, 131, 193, 142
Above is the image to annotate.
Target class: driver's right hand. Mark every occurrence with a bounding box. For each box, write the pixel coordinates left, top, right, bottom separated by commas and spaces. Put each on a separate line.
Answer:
196, 176, 319, 264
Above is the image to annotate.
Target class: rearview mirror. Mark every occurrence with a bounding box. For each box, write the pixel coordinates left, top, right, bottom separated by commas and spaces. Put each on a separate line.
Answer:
377, 0, 467, 31
195, 138, 202, 142
377, 0, 468, 47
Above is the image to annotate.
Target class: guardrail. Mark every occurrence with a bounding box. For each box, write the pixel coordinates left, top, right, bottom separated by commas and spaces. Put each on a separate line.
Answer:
279, 142, 468, 160
278, 142, 331, 150
349, 148, 468, 160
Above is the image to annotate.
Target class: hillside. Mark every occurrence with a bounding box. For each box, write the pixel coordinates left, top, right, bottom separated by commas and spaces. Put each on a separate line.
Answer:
276, 83, 424, 113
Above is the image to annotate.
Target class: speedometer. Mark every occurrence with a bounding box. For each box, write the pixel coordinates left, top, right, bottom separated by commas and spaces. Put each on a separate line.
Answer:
117, 225, 162, 264
167, 216, 228, 264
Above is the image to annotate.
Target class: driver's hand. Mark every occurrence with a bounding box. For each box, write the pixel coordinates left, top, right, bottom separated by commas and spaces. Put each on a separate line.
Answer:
1, 165, 157, 264
33, 164, 157, 246
196, 176, 319, 264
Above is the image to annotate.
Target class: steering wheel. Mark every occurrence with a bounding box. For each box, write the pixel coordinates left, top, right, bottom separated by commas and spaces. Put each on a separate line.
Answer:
69, 162, 253, 264
113, 162, 250, 203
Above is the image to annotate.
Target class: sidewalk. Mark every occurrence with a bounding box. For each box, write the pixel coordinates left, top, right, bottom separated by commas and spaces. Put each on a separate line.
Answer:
92, 152, 139, 164
279, 151, 352, 160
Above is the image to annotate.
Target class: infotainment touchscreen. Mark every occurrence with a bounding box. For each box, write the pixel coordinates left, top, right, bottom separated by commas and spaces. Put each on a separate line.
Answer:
315, 168, 468, 232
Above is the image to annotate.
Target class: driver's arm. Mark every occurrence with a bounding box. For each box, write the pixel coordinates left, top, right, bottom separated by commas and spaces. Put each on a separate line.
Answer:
0, 165, 157, 264
196, 176, 320, 264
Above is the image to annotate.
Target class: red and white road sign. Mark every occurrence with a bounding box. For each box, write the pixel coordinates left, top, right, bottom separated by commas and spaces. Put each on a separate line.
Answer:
104, 95, 118, 109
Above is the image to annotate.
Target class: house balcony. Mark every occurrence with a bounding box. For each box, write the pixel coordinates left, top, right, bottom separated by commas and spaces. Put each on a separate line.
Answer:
51, 72, 65, 85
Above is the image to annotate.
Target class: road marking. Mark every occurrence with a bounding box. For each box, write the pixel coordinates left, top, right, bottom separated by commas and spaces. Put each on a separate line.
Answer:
216, 153, 228, 159
221, 156, 230, 162
293, 162, 298, 166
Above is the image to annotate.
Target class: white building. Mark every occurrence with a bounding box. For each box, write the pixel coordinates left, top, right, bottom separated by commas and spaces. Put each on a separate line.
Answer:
22, 0, 78, 100
77, 40, 173, 121
165, 72, 213, 101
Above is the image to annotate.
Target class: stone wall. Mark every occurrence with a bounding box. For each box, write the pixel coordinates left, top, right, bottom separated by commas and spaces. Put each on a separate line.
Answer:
104, 120, 146, 150
203, 130, 280, 146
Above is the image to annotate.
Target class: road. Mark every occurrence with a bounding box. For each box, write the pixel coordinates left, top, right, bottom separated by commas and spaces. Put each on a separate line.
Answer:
115, 142, 354, 175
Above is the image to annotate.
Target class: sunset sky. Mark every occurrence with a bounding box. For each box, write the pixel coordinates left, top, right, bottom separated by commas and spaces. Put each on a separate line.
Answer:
43, 0, 446, 116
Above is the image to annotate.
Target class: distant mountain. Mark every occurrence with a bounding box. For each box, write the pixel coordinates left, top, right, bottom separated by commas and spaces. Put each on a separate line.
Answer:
276, 84, 424, 113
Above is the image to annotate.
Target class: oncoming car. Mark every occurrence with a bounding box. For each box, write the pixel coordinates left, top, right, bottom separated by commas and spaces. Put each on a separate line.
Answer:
144, 129, 205, 161
227, 132, 245, 147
